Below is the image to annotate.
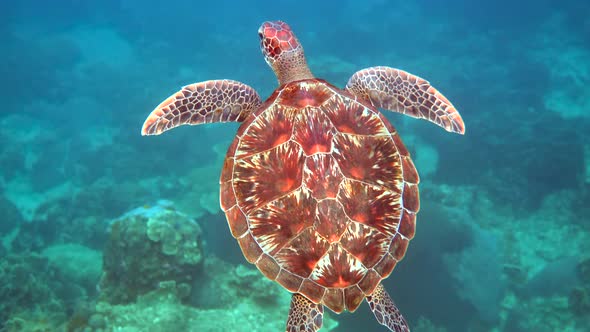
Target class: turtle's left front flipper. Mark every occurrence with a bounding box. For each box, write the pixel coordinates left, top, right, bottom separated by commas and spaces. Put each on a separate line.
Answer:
142, 79, 261, 136
366, 283, 410, 332
286, 293, 323, 332
346, 66, 465, 134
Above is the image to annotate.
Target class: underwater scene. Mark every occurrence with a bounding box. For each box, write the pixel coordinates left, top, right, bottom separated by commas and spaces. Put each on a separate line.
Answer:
1, 0, 589, 331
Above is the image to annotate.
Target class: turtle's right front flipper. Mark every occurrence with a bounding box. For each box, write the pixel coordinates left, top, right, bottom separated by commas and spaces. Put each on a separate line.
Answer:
141, 79, 261, 135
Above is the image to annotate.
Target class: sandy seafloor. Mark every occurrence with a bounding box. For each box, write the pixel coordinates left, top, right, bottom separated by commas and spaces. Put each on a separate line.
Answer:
1, 0, 589, 331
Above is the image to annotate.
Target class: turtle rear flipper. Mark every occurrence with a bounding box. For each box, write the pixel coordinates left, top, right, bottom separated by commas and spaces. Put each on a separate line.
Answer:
366, 283, 410, 332
286, 293, 323, 332
345, 66, 465, 134
141, 79, 261, 136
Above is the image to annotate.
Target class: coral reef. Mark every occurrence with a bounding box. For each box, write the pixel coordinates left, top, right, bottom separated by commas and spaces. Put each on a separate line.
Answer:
568, 257, 590, 317
444, 223, 506, 324
569, 287, 589, 317
98, 200, 204, 304
531, 13, 590, 120
41, 243, 102, 296
519, 256, 580, 298
61, 255, 340, 332
92, 281, 339, 332
0, 245, 99, 331
192, 256, 288, 309
422, 180, 590, 331
0, 195, 23, 240
10, 218, 59, 253
413, 316, 448, 332
0, 253, 68, 330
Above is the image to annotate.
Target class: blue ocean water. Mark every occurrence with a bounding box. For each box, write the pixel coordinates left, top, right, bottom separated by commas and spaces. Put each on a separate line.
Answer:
1, 0, 589, 331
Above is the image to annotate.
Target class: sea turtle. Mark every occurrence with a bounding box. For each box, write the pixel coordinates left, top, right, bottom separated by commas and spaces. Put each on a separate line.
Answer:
141, 21, 464, 331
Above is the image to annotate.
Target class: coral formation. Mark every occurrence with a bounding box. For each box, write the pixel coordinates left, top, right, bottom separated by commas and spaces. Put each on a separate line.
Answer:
444, 224, 506, 323
41, 243, 102, 295
413, 316, 448, 332
0, 253, 68, 330
93, 281, 339, 332
520, 256, 580, 298
98, 200, 204, 304
192, 256, 288, 309
0, 195, 23, 236
531, 14, 590, 120
568, 258, 590, 316
569, 287, 589, 316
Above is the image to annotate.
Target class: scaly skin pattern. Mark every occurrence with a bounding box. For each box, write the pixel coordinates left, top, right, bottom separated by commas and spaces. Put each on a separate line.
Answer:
286, 293, 324, 332
367, 284, 410, 332
346, 66, 465, 134
259, 21, 313, 85
141, 80, 261, 136
220, 79, 419, 314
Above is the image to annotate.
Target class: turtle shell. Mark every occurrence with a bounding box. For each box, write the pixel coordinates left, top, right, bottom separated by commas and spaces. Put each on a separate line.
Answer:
220, 79, 419, 313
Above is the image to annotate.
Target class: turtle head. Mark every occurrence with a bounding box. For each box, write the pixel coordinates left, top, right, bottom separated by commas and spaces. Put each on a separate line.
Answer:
259, 21, 313, 85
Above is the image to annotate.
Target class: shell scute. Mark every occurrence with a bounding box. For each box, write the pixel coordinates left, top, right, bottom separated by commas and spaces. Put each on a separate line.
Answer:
256, 253, 281, 280
390, 233, 410, 261
292, 106, 335, 155
401, 155, 419, 184
225, 205, 248, 238
274, 227, 330, 278
340, 222, 390, 269
323, 288, 345, 313
344, 285, 365, 312
220, 180, 236, 211
357, 269, 381, 296
237, 232, 263, 263
323, 98, 389, 136
249, 189, 316, 255
277, 81, 332, 108
398, 209, 417, 240
233, 140, 305, 215
373, 253, 397, 278
220, 152, 235, 183
337, 179, 402, 237
299, 279, 326, 304
236, 105, 297, 158
276, 269, 304, 293
309, 244, 365, 288
332, 133, 403, 190
303, 154, 343, 200
314, 199, 349, 243
402, 182, 420, 213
